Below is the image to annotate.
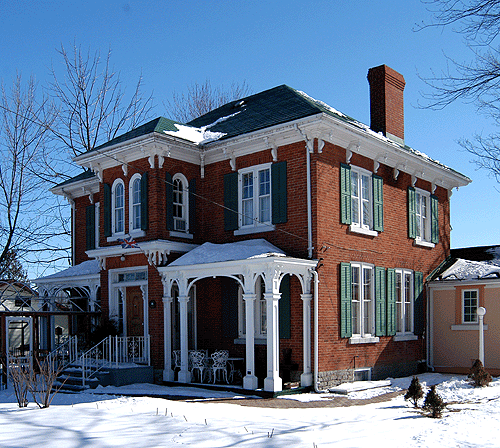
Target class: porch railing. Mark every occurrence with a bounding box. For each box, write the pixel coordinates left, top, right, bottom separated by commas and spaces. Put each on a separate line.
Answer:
80, 335, 150, 387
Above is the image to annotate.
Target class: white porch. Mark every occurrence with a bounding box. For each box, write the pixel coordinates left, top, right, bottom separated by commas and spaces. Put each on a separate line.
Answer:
158, 239, 317, 392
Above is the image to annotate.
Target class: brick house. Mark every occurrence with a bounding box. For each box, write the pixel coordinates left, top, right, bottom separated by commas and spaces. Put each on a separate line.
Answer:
36, 65, 470, 392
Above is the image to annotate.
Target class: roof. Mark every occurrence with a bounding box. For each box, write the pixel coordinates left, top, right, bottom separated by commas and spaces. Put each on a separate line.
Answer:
93, 117, 181, 152
54, 169, 96, 188
429, 245, 500, 282
168, 239, 286, 267
35, 260, 100, 283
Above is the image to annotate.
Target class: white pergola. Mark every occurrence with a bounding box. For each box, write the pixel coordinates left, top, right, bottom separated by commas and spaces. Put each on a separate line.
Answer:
158, 240, 317, 392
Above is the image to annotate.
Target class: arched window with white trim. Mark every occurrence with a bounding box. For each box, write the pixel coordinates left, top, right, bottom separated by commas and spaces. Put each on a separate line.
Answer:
129, 174, 142, 232
112, 179, 125, 235
172, 173, 189, 233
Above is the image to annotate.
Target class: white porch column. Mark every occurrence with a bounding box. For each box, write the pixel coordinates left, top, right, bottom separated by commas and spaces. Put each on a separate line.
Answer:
243, 293, 258, 390
177, 294, 191, 383
162, 295, 174, 381
264, 291, 282, 392
300, 293, 313, 386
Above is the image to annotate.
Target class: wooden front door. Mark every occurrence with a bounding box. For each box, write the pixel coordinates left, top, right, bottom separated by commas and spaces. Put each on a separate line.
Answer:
126, 287, 144, 337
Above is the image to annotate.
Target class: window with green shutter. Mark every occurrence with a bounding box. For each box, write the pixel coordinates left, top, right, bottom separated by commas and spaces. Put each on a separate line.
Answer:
85, 204, 96, 251
409, 187, 438, 246
372, 175, 384, 232
414, 271, 424, 335
375, 266, 386, 337
386, 268, 396, 336
279, 274, 291, 339
340, 163, 352, 225
340, 262, 352, 338
271, 161, 287, 224
224, 171, 238, 231
189, 178, 196, 235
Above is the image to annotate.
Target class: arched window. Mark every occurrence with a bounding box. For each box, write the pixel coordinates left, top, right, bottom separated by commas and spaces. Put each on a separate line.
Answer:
129, 174, 142, 231
172, 173, 189, 232
112, 179, 125, 235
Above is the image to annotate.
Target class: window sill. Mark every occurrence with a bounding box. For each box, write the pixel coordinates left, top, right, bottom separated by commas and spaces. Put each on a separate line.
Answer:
234, 337, 267, 345
349, 225, 378, 237
170, 231, 193, 240
107, 234, 125, 243
129, 230, 146, 238
414, 239, 435, 249
349, 336, 379, 344
393, 334, 418, 342
451, 324, 488, 331
234, 224, 275, 236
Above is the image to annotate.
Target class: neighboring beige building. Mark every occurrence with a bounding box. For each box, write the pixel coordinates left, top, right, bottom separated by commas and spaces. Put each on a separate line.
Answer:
428, 246, 500, 376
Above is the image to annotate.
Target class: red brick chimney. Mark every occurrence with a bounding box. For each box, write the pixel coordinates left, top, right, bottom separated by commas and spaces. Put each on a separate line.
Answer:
367, 65, 406, 144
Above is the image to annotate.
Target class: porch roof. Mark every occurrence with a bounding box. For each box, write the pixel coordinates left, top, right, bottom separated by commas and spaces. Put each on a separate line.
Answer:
35, 260, 100, 284
168, 239, 286, 267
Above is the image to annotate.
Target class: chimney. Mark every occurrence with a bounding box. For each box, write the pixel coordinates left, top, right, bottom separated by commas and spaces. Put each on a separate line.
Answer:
367, 65, 406, 144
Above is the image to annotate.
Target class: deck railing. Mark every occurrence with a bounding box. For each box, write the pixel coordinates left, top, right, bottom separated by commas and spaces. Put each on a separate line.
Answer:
47, 335, 78, 370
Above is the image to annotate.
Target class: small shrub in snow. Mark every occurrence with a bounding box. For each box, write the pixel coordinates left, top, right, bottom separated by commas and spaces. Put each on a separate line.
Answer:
468, 359, 492, 388
422, 385, 446, 418
404, 376, 424, 408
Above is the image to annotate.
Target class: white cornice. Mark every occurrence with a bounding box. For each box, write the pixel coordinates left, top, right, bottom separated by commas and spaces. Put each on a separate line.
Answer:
51, 176, 99, 200
86, 239, 199, 269
70, 112, 470, 191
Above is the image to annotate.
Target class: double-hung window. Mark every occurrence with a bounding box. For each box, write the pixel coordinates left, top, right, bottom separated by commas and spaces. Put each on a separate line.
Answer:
172, 174, 189, 232
351, 263, 375, 338
395, 269, 413, 334
240, 164, 272, 230
223, 162, 287, 234
112, 179, 125, 235
463, 290, 478, 323
408, 187, 438, 246
129, 174, 142, 232
238, 276, 267, 340
340, 163, 383, 236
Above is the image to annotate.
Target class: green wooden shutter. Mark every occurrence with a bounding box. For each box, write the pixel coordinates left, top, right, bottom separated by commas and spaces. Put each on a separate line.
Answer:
189, 178, 196, 235
222, 278, 239, 338
165, 172, 174, 231
414, 271, 424, 335
103, 183, 111, 237
224, 172, 238, 231
408, 187, 417, 239
85, 204, 96, 251
340, 262, 352, 338
271, 161, 287, 224
140, 172, 148, 231
386, 268, 396, 336
372, 174, 384, 232
375, 266, 386, 336
340, 163, 352, 224
279, 274, 291, 339
431, 194, 439, 244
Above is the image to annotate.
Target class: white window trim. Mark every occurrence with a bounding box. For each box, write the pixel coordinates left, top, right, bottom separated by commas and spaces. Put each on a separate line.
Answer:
111, 178, 125, 236
350, 262, 376, 339
414, 187, 432, 245
395, 268, 414, 335
238, 162, 272, 232
172, 173, 189, 234
350, 166, 376, 233
129, 173, 142, 234
462, 289, 479, 324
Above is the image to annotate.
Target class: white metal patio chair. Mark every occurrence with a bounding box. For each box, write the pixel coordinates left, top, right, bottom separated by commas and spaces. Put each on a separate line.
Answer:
211, 350, 229, 384
189, 350, 209, 383
172, 350, 181, 379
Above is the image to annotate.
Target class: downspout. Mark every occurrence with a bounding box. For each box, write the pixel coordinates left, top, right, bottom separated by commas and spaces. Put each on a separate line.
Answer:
295, 125, 314, 258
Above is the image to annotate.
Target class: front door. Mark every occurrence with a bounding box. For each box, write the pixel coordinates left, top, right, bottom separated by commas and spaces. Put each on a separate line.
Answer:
126, 287, 144, 337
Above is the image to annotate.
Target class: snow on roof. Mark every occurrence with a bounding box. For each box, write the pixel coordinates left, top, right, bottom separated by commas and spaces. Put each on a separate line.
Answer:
168, 239, 286, 267
439, 258, 500, 281
35, 260, 100, 282
163, 112, 241, 145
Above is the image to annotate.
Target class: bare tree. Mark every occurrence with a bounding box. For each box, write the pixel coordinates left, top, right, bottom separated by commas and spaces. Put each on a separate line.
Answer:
0, 249, 27, 281
0, 74, 68, 276
48, 44, 154, 160
165, 79, 252, 123
419, 1, 500, 179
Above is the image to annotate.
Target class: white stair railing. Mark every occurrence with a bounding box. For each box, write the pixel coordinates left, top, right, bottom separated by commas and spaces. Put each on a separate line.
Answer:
47, 335, 78, 371
80, 335, 150, 387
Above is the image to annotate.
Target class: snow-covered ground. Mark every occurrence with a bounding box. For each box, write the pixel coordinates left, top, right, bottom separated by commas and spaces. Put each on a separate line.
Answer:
0, 373, 498, 447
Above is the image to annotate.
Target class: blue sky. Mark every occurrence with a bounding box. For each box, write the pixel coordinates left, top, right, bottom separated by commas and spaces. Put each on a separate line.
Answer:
2, 0, 497, 253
